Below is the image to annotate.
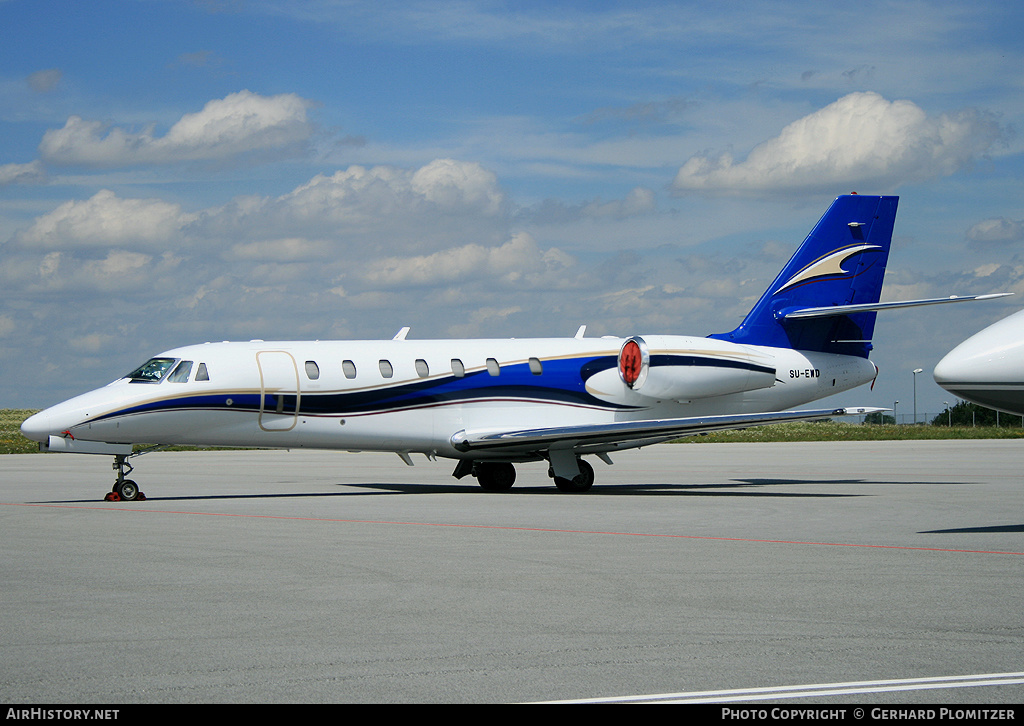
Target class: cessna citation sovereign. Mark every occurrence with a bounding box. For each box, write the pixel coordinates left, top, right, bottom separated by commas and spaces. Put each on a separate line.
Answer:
21, 194, 1009, 501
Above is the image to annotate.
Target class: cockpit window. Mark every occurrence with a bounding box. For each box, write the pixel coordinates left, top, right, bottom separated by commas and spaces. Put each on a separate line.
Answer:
126, 358, 178, 383
168, 360, 193, 383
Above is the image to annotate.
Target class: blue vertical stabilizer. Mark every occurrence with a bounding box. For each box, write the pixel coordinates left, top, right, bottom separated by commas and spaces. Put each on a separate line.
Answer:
709, 194, 898, 357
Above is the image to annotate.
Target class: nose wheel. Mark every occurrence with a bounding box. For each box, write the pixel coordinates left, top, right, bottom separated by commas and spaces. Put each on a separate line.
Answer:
104, 454, 146, 502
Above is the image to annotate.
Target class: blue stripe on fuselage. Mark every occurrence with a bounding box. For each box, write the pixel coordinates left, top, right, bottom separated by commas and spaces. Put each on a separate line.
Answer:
90, 352, 774, 421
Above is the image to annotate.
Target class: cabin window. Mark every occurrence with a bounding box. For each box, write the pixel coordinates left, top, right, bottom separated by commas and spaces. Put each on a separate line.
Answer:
379, 360, 394, 378
486, 358, 500, 376
342, 360, 357, 379
451, 359, 465, 378
305, 361, 320, 380
415, 359, 429, 378
195, 362, 210, 381
168, 360, 193, 383
529, 357, 543, 375
126, 358, 177, 383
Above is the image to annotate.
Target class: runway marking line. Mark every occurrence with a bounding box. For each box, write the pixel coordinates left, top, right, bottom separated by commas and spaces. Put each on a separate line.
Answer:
5, 501, 1024, 556
537, 671, 1024, 703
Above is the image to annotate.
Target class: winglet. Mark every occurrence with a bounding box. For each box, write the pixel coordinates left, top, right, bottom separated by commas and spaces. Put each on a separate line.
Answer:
393, 326, 411, 341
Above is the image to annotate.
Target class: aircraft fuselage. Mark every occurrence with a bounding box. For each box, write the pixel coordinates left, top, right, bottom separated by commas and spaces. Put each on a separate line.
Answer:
23, 335, 877, 461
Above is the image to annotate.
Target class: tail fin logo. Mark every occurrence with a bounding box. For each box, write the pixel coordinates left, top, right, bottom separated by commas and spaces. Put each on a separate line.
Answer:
775, 244, 882, 294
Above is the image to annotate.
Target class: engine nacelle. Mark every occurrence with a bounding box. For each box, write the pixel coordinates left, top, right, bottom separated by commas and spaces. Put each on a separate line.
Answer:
614, 336, 777, 401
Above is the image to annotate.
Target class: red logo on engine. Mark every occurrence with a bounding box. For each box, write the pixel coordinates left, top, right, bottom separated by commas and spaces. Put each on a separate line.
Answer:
619, 339, 643, 388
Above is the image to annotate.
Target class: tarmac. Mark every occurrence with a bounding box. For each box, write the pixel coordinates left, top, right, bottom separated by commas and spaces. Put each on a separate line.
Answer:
1, 440, 1023, 704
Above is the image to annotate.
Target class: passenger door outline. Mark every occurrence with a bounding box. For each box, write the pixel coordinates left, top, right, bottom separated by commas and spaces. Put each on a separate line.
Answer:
257, 351, 300, 431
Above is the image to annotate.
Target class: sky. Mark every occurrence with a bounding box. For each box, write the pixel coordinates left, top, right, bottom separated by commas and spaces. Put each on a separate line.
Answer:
1, 0, 1023, 420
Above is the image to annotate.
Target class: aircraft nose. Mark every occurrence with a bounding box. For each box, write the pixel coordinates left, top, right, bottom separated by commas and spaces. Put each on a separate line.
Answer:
934, 316, 1018, 388
933, 345, 970, 386
20, 410, 53, 443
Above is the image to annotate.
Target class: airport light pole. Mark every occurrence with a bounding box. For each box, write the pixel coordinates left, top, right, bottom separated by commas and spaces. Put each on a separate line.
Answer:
912, 368, 923, 425
894, 400, 899, 424
944, 401, 950, 427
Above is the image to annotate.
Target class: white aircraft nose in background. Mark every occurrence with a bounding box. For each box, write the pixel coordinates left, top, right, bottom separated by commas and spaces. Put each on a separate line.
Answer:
934, 308, 1024, 416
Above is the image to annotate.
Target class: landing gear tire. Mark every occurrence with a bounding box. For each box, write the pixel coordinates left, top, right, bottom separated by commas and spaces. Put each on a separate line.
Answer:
554, 458, 594, 493
115, 479, 140, 501
475, 462, 517, 492
106, 454, 146, 502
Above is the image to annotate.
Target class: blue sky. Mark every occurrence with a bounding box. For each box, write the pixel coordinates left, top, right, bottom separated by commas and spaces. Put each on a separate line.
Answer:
2, 0, 1023, 420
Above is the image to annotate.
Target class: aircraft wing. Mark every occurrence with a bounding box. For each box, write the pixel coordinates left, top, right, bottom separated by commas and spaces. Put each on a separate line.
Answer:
450, 406, 882, 456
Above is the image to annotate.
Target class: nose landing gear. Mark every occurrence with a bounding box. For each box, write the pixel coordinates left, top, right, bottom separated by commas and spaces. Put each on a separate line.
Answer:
104, 454, 146, 502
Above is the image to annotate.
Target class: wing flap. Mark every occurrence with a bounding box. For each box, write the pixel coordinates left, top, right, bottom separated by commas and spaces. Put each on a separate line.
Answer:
450, 407, 883, 455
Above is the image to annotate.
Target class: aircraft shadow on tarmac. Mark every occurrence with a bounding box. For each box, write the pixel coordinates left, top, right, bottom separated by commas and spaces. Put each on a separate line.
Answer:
46, 488, 417, 504
340, 478, 875, 497
44, 477, 972, 503
45, 479, 857, 503
341, 477, 976, 498
920, 524, 1024, 534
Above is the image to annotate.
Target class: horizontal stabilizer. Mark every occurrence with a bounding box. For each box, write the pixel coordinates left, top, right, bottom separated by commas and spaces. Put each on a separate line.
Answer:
451, 407, 884, 455
779, 293, 1014, 320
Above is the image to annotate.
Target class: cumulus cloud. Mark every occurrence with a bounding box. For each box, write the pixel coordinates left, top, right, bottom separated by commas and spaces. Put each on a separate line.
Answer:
38, 90, 314, 166
410, 158, 504, 214
203, 159, 509, 254
673, 92, 1005, 194
1, 244, 188, 297
1, 159, 537, 336
283, 159, 505, 219
359, 233, 574, 288
967, 217, 1023, 245
11, 159, 506, 262
0, 161, 45, 186
13, 190, 196, 249
227, 238, 332, 261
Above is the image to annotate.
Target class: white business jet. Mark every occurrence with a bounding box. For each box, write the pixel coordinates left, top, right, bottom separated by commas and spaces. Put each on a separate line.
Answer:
934, 308, 1024, 416
21, 194, 1008, 500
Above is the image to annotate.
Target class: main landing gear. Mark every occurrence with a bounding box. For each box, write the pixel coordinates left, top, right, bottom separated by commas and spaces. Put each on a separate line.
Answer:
474, 461, 517, 491
552, 458, 594, 493
453, 457, 596, 493
104, 453, 146, 502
